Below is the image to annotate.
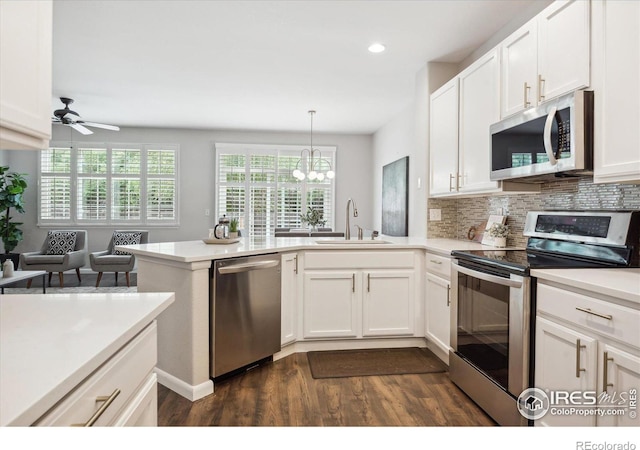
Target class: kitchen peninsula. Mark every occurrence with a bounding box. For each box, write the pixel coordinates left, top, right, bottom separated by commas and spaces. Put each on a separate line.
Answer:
120, 236, 503, 401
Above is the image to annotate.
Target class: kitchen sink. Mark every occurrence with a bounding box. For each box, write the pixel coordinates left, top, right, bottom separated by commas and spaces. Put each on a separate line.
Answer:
315, 239, 392, 245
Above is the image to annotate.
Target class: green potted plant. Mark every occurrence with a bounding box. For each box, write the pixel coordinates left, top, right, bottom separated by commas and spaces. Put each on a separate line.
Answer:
0, 166, 27, 269
299, 207, 326, 232
487, 222, 509, 248
229, 218, 239, 239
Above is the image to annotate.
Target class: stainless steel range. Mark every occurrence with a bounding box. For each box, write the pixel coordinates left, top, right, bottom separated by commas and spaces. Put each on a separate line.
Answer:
449, 210, 640, 426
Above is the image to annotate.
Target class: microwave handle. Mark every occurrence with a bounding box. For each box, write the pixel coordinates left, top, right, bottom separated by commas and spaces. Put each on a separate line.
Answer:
543, 107, 558, 166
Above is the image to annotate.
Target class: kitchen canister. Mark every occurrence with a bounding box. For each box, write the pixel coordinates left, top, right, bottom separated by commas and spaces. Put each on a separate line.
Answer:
2, 259, 14, 277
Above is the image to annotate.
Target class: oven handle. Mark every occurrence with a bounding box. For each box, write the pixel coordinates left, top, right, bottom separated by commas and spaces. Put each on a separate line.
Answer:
453, 262, 523, 289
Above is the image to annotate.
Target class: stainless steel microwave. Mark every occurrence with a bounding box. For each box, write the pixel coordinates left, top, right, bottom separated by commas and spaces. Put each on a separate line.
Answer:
490, 90, 593, 182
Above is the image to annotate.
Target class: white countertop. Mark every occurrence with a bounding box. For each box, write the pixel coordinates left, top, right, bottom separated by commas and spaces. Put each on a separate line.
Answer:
0, 292, 175, 426
118, 236, 508, 263
531, 268, 640, 305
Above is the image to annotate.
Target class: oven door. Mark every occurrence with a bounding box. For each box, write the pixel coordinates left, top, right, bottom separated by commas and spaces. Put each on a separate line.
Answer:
450, 260, 531, 398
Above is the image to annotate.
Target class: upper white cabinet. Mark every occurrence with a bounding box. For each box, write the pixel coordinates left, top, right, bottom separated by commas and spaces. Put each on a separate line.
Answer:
0, 0, 52, 150
458, 49, 501, 194
500, 0, 590, 118
429, 78, 459, 196
592, 0, 640, 184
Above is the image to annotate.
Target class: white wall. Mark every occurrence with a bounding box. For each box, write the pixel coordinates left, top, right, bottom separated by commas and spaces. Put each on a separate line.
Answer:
4, 125, 373, 256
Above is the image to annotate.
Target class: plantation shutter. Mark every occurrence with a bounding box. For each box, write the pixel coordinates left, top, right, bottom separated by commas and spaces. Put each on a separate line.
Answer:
76, 148, 108, 221
40, 148, 72, 220
147, 149, 177, 221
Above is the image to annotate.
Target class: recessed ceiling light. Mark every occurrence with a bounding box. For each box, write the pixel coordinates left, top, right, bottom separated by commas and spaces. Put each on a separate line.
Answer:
368, 43, 386, 53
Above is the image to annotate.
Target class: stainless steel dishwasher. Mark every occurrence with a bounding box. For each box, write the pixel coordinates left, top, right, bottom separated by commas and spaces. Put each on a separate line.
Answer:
210, 253, 281, 380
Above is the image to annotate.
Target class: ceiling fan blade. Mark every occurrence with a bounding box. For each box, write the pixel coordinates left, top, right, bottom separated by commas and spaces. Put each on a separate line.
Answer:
80, 121, 120, 131
70, 123, 93, 135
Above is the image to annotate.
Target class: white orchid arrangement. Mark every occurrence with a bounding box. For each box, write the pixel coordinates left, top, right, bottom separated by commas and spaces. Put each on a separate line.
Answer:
488, 223, 509, 238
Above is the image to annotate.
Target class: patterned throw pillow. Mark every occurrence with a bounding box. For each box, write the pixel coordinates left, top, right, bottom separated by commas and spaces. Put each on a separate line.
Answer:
112, 232, 142, 255
45, 231, 77, 255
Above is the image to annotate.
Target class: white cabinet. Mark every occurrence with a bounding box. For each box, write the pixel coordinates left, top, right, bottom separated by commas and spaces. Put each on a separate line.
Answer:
302, 251, 420, 340
458, 49, 501, 194
35, 322, 159, 426
429, 78, 459, 196
535, 282, 640, 427
362, 270, 415, 337
281, 253, 299, 346
424, 253, 451, 364
592, 0, 640, 184
0, 0, 52, 150
303, 270, 359, 338
500, 0, 590, 118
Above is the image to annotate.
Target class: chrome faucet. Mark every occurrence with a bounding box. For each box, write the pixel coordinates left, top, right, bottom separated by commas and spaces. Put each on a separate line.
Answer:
345, 198, 358, 240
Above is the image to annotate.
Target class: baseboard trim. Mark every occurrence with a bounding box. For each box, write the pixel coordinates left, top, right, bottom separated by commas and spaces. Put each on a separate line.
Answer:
274, 337, 427, 361
155, 367, 213, 401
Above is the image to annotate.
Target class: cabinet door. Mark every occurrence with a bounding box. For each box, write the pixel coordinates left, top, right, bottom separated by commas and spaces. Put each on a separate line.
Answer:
425, 272, 450, 355
281, 253, 298, 346
592, 0, 640, 184
535, 317, 597, 426
303, 271, 358, 338
598, 344, 640, 427
0, 0, 52, 150
362, 270, 415, 337
458, 48, 501, 193
537, 0, 590, 102
500, 20, 537, 118
429, 78, 459, 196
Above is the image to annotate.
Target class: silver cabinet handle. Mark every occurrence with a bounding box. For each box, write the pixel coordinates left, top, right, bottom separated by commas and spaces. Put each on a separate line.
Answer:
352, 273, 355, 293
73, 388, 121, 427
367, 273, 371, 292
449, 173, 455, 192
538, 74, 545, 102
456, 172, 461, 190
523, 82, 531, 107
294, 255, 298, 274
446, 284, 450, 307
575, 307, 613, 321
603, 351, 614, 393
575, 339, 586, 378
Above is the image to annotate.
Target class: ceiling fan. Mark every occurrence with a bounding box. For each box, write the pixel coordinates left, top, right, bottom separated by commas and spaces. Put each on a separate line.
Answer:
52, 97, 120, 135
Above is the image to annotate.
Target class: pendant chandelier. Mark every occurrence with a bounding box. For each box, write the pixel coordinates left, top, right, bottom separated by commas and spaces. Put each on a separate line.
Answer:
292, 110, 335, 181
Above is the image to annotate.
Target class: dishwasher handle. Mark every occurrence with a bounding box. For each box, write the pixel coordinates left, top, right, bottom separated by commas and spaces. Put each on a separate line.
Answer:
217, 259, 280, 275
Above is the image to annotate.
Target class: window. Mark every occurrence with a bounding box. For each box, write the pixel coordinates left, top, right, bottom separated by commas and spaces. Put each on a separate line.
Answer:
39, 144, 179, 226
215, 143, 336, 237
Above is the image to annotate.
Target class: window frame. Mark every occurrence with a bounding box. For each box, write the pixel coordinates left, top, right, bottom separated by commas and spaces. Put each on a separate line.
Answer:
38, 142, 180, 227
214, 142, 337, 236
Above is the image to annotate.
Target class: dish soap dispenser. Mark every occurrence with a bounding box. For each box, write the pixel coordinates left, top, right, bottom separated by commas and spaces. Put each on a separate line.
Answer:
3, 259, 14, 277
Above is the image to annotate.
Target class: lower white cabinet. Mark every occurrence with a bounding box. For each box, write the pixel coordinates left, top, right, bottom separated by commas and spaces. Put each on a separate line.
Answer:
303, 270, 359, 338
302, 251, 420, 340
424, 253, 452, 363
281, 253, 298, 345
535, 282, 640, 427
35, 322, 159, 426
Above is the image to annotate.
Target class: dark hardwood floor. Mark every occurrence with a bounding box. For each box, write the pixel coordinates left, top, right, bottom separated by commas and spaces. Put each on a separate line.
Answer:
157, 352, 495, 426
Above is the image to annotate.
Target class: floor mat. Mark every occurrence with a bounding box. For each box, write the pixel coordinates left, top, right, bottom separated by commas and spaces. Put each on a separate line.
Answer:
307, 347, 447, 379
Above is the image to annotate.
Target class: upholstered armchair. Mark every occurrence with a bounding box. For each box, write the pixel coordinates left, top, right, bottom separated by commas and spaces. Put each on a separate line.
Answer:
90, 230, 148, 287
20, 230, 88, 288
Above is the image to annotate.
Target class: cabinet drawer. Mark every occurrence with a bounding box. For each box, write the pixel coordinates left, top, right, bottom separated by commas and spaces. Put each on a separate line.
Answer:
304, 251, 415, 269
426, 253, 451, 279
537, 283, 640, 349
36, 322, 157, 426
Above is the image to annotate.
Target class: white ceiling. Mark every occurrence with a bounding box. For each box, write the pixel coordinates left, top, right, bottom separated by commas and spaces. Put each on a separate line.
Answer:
52, 0, 539, 134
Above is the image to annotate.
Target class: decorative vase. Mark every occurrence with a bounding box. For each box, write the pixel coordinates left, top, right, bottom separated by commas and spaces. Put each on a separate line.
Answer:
228, 231, 238, 239
3, 259, 14, 277
494, 237, 507, 248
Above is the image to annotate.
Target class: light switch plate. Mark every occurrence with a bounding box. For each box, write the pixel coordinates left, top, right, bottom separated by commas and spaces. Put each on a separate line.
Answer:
429, 208, 442, 221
